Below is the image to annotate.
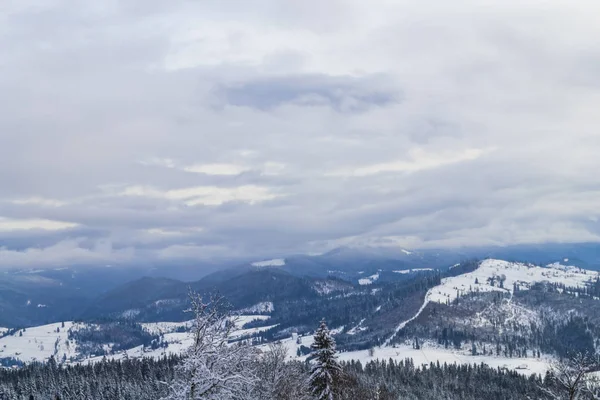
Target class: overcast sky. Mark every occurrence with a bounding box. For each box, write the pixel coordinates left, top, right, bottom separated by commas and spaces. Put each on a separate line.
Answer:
2, 0, 600, 268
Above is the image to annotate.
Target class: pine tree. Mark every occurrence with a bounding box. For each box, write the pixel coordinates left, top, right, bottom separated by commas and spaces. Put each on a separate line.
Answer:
309, 320, 341, 400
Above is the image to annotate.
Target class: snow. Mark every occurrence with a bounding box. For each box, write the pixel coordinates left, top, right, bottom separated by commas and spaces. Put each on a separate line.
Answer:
427, 259, 599, 304
141, 320, 193, 335
0, 315, 272, 365
271, 334, 552, 376
3, 258, 589, 378
229, 324, 279, 340
385, 259, 599, 346
384, 296, 430, 346
251, 258, 285, 267
401, 249, 413, 255
232, 315, 271, 328
393, 268, 434, 274
237, 301, 274, 314
329, 326, 345, 335
120, 309, 141, 319
0, 322, 82, 363
347, 319, 367, 335
336, 344, 552, 376
358, 273, 379, 285
0, 327, 7, 335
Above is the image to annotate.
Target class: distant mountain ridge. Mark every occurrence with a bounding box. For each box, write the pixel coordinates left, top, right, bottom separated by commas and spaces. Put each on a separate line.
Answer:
1, 242, 599, 328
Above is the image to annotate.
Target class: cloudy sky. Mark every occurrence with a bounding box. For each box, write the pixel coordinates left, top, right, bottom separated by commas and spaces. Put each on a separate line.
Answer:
2, 0, 600, 268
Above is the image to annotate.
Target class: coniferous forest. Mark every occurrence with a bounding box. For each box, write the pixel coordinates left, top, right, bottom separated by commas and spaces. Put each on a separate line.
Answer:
0, 355, 554, 400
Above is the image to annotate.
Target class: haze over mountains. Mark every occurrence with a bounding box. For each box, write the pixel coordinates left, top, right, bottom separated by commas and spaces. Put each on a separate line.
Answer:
1, 241, 599, 329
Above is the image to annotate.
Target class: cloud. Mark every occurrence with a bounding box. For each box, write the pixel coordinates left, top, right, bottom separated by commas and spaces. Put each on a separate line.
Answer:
1, 0, 600, 268
0, 218, 78, 231
328, 147, 494, 177
119, 185, 283, 206
213, 74, 400, 112
183, 163, 250, 176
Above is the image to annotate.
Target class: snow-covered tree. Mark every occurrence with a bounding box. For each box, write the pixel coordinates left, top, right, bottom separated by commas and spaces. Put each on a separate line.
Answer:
166, 293, 258, 400
309, 319, 341, 400
540, 352, 600, 400
254, 342, 311, 400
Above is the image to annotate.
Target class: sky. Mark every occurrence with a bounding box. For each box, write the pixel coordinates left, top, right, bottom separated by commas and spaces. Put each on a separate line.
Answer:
1, 0, 600, 268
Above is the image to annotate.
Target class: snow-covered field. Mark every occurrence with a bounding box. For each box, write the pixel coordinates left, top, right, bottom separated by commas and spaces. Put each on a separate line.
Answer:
0, 315, 273, 365
85, 315, 275, 364
428, 259, 598, 303
337, 345, 552, 376
269, 333, 552, 376
0, 322, 82, 363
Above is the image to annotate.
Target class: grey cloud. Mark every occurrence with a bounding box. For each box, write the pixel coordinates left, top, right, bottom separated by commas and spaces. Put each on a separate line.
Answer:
213, 74, 400, 112
1, 0, 600, 268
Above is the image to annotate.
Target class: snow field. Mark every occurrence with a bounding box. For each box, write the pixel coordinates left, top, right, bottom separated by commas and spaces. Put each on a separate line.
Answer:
428, 259, 598, 304
0, 322, 81, 363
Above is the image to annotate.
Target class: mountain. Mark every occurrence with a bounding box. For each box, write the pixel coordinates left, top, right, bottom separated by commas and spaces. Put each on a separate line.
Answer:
5, 255, 600, 384
3, 241, 600, 329
0, 262, 225, 328
82, 268, 321, 322
244, 242, 600, 280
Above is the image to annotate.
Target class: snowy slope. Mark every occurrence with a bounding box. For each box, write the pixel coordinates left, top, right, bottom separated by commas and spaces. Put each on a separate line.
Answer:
84, 315, 274, 363
1, 315, 272, 365
428, 259, 599, 303
0, 322, 82, 363
386, 259, 599, 347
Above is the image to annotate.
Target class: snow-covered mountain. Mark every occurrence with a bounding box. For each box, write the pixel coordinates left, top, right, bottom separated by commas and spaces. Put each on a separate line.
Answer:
4, 258, 600, 377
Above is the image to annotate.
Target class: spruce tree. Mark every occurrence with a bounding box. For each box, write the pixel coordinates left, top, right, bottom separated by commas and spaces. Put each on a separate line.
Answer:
309, 319, 341, 400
